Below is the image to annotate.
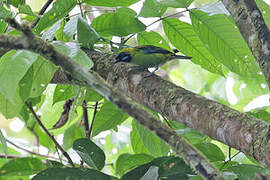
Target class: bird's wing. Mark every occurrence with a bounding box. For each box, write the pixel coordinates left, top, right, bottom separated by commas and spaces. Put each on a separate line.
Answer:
137, 45, 172, 54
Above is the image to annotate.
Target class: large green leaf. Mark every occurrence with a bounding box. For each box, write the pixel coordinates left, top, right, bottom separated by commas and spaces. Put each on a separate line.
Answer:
139, 0, 167, 17
77, 17, 100, 48
34, 0, 76, 34
92, 101, 129, 136
73, 138, 105, 170
92, 8, 146, 37
0, 157, 45, 176
227, 164, 267, 180
163, 18, 224, 76
137, 31, 171, 51
121, 156, 192, 180
133, 120, 169, 157
190, 9, 261, 77
53, 41, 93, 68
53, 84, 75, 105
0, 90, 23, 118
194, 142, 225, 162
83, 0, 139, 7
32, 167, 118, 180
116, 153, 154, 176
0, 50, 38, 103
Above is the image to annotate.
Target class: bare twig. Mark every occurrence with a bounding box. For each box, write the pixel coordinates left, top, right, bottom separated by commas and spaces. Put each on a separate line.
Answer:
82, 100, 90, 138
31, 0, 54, 28
89, 102, 99, 137
25, 102, 74, 167
5, 139, 59, 161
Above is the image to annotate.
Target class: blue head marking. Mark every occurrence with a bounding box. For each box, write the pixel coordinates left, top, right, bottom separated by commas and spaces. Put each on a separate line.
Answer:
115, 52, 131, 63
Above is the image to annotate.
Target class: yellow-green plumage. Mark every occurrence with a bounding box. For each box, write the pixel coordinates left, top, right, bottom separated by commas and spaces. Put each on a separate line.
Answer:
115, 45, 191, 69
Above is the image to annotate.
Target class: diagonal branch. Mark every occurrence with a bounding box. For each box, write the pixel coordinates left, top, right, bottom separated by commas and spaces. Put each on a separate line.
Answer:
0, 18, 223, 179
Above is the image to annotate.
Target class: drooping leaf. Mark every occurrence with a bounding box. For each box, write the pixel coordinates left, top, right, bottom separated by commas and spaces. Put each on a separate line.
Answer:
227, 164, 267, 180
190, 9, 261, 78
53, 84, 75, 105
133, 120, 169, 157
139, 0, 167, 17
77, 17, 100, 48
34, 0, 76, 34
85, 87, 103, 102
83, 0, 140, 7
32, 167, 118, 180
163, 18, 224, 76
0, 90, 23, 119
62, 15, 79, 42
92, 101, 129, 137
92, 8, 146, 37
73, 138, 105, 170
0, 157, 45, 176
42, 19, 63, 41
63, 123, 84, 150
115, 153, 154, 176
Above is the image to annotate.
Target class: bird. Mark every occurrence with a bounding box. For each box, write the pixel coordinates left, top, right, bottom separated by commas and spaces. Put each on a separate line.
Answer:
114, 45, 191, 76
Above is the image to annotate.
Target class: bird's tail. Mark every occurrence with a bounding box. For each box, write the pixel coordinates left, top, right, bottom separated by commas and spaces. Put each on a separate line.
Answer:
174, 54, 192, 60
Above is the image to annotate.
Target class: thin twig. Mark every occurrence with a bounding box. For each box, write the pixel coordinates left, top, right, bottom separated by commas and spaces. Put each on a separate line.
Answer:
89, 102, 99, 137
31, 0, 54, 28
82, 100, 90, 138
0, 154, 24, 159
25, 102, 74, 167
77, 0, 84, 17
228, 146, 232, 161
5, 139, 60, 161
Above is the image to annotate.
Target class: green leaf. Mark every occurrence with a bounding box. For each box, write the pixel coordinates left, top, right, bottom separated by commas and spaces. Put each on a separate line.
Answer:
83, 0, 139, 7
92, 101, 128, 136
63, 124, 84, 150
0, 50, 38, 103
247, 110, 270, 123
53, 41, 93, 68
130, 123, 151, 155
198, 1, 230, 16
42, 19, 63, 41
0, 20, 7, 33
190, 9, 261, 77
53, 84, 75, 105
227, 164, 267, 180
163, 18, 224, 76
0, 4, 12, 19
34, 0, 76, 34
137, 31, 171, 51
32, 167, 118, 180
18, 4, 35, 16
62, 15, 79, 42
139, 0, 167, 17
73, 138, 105, 170
6, 0, 25, 7
92, 8, 146, 37
194, 142, 225, 162
85, 87, 103, 102
121, 156, 192, 180
0, 90, 23, 118
77, 17, 100, 48
116, 153, 154, 176
0, 157, 45, 176
157, 0, 193, 8
133, 120, 169, 157
0, 129, 7, 158
28, 56, 57, 98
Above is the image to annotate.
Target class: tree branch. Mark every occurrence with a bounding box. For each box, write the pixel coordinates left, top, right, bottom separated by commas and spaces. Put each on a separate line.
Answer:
31, 0, 54, 28
0, 18, 223, 179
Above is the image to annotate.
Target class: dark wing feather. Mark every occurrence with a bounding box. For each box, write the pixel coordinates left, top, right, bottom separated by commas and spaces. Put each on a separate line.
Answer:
137, 45, 172, 54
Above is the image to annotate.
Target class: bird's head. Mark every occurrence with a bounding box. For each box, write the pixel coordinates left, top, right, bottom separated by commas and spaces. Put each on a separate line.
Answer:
114, 48, 134, 63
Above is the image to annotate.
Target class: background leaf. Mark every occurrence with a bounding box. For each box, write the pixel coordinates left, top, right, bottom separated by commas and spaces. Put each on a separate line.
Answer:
83, 0, 140, 7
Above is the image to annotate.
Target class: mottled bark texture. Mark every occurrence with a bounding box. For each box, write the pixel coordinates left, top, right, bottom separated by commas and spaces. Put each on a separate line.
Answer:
222, 0, 270, 88
82, 49, 270, 168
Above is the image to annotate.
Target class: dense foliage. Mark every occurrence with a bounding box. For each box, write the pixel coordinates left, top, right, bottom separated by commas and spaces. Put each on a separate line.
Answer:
0, 0, 270, 179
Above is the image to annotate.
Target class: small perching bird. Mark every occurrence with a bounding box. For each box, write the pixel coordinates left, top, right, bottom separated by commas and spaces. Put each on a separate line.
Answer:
114, 45, 191, 76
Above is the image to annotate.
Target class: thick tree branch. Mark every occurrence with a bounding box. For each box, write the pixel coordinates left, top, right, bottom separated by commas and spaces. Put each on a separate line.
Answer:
0, 19, 222, 179
222, 0, 270, 88
81, 49, 270, 168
